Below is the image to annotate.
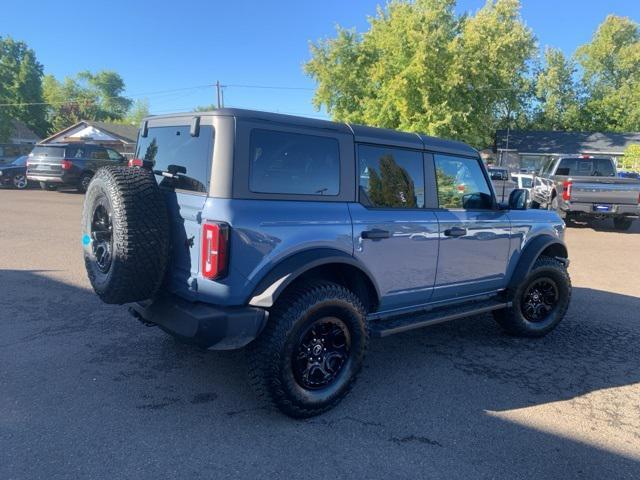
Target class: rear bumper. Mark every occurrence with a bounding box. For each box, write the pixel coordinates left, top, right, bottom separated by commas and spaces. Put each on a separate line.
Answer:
562, 202, 639, 217
129, 293, 268, 350
26, 174, 65, 183
27, 171, 81, 185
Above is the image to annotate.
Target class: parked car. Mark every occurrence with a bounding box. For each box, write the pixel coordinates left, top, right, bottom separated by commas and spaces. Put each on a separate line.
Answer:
27, 143, 127, 192
81, 109, 571, 418
0, 144, 34, 165
618, 170, 640, 180
0, 155, 30, 189
487, 166, 518, 203
532, 155, 640, 230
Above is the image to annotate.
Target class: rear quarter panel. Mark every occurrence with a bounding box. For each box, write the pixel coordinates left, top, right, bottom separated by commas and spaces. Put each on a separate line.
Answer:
195, 198, 354, 306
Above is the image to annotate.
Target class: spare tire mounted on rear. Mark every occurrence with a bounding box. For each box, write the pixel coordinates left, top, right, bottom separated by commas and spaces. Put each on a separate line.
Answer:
82, 166, 170, 305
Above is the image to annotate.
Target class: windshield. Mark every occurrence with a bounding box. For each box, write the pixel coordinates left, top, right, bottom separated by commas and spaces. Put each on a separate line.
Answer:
555, 158, 615, 177
539, 158, 556, 176
30, 146, 65, 158
11, 155, 28, 166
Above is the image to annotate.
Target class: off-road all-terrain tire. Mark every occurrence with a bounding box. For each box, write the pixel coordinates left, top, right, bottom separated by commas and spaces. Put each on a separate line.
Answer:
247, 281, 369, 418
82, 166, 169, 304
613, 216, 633, 231
493, 256, 571, 337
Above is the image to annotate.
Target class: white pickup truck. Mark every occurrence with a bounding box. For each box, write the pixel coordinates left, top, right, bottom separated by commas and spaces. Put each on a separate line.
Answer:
532, 155, 640, 230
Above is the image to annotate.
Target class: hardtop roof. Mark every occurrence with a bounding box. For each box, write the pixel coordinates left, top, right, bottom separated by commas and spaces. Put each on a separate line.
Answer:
144, 108, 478, 157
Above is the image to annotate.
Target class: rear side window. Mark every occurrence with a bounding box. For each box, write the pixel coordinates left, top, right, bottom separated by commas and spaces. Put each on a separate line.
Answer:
249, 129, 340, 196
358, 145, 425, 208
435, 155, 493, 210
136, 125, 213, 193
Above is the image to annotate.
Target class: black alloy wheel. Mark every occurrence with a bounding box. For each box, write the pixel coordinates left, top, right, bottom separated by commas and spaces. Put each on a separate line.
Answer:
91, 203, 113, 273
521, 277, 559, 322
293, 317, 351, 390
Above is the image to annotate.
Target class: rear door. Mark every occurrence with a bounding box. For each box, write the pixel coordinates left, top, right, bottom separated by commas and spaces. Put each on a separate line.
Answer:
134, 120, 213, 298
350, 144, 439, 311
432, 154, 511, 301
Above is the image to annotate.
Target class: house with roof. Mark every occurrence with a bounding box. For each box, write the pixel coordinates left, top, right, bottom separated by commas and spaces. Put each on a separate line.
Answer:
40, 120, 139, 157
0, 120, 41, 163
495, 130, 640, 172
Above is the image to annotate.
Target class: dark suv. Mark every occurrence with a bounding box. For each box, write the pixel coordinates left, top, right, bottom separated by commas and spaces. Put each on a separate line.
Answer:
81, 109, 571, 417
27, 143, 126, 192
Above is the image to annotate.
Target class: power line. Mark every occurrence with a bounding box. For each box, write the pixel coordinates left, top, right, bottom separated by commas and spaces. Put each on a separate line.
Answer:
224, 83, 315, 91
0, 83, 215, 108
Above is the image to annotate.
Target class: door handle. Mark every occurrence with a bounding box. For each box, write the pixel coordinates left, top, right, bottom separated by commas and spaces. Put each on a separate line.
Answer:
444, 226, 467, 237
361, 229, 391, 240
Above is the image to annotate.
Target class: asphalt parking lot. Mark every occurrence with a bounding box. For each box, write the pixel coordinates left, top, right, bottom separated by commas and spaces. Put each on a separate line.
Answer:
1, 188, 639, 480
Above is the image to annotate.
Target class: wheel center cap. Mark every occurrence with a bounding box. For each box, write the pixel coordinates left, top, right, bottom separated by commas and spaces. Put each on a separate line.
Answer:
312, 344, 323, 356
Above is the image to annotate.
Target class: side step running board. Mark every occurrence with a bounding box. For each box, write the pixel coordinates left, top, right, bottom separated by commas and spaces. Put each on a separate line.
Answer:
369, 299, 510, 338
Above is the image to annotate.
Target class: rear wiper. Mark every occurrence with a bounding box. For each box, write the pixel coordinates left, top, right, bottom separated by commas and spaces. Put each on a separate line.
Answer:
153, 164, 187, 179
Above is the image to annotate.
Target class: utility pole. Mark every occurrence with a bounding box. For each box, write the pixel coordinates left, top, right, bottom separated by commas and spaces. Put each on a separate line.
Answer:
216, 80, 221, 109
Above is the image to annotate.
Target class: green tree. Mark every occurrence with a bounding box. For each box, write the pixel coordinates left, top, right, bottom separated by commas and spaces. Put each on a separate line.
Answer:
575, 15, 640, 131
43, 70, 132, 134
118, 98, 150, 126
0, 36, 47, 140
533, 47, 580, 130
305, 0, 535, 147
620, 144, 640, 171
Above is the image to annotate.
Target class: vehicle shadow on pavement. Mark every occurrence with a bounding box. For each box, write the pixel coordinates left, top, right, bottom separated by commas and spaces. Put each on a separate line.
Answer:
567, 218, 640, 234
1, 269, 639, 479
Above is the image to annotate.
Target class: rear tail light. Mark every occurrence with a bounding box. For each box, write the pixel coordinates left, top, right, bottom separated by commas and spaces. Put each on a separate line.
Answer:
61, 159, 73, 170
562, 181, 572, 201
128, 158, 143, 167
201, 222, 229, 280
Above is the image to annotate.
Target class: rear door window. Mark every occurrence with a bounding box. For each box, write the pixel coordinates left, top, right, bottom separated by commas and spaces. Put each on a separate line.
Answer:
249, 129, 340, 196
136, 125, 213, 193
358, 145, 424, 208
65, 145, 88, 159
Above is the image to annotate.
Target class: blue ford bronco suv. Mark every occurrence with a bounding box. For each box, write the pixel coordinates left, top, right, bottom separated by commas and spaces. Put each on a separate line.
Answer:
82, 109, 571, 417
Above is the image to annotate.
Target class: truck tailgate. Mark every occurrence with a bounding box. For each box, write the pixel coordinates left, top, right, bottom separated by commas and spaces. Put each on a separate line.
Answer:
570, 180, 640, 205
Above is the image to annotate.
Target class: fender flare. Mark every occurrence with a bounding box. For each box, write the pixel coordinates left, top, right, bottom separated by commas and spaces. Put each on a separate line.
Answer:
507, 234, 568, 292
247, 248, 381, 308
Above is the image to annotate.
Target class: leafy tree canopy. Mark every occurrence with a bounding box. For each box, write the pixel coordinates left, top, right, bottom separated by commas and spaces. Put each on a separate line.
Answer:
43, 70, 133, 134
305, 0, 535, 147
307, 3, 640, 146
0, 36, 46, 141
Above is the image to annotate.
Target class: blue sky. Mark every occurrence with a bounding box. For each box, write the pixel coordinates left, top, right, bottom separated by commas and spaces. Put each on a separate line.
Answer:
3, 1, 639, 118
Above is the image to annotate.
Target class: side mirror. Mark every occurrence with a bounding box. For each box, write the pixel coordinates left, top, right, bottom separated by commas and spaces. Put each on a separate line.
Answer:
508, 188, 529, 210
